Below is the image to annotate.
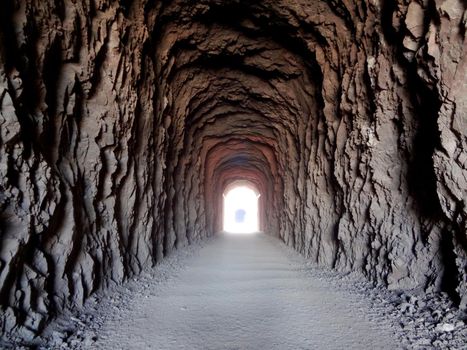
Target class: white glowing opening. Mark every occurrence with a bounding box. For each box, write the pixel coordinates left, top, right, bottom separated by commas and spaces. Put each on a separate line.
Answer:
223, 186, 259, 234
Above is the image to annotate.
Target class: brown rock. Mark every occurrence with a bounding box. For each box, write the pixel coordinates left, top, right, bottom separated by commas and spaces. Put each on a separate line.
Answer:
0, 0, 465, 341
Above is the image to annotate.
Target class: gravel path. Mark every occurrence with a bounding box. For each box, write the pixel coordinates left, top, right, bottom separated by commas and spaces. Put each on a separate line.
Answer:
26, 232, 466, 349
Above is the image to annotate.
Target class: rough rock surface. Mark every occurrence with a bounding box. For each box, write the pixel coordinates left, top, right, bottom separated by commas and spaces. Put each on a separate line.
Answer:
0, 0, 466, 340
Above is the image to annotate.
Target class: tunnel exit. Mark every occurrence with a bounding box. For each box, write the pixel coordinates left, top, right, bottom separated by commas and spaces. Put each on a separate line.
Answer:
223, 186, 259, 233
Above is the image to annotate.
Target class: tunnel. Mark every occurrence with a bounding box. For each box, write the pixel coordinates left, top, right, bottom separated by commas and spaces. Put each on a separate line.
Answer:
0, 0, 466, 348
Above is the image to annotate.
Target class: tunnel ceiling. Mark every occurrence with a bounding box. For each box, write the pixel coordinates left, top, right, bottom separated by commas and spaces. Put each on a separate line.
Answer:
0, 0, 466, 339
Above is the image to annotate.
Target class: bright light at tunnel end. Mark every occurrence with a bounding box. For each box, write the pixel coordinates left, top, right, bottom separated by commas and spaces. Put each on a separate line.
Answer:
223, 186, 259, 234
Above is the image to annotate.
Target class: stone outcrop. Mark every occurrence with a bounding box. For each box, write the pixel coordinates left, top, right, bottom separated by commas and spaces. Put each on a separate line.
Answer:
0, 0, 466, 339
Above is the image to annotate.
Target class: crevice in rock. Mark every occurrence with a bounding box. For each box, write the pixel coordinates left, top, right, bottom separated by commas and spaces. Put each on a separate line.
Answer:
406, 76, 442, 218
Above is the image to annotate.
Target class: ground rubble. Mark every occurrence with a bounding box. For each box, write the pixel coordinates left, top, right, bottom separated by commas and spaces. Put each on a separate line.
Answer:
302, 267, 467, 349
267, 237, 467, 349
0, 239, 210, 350
296, 264, 467, 349
2, 236, 466, 350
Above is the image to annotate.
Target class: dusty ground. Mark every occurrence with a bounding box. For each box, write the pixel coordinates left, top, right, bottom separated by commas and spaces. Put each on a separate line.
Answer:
4, 232, 467, 349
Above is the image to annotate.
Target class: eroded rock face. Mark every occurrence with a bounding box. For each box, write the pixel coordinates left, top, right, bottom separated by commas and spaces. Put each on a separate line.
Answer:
0, 0, 466, 338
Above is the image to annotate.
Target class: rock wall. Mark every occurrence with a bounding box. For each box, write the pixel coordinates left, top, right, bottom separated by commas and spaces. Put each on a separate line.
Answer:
0, 0, 172, 337
0, 0, 466, 339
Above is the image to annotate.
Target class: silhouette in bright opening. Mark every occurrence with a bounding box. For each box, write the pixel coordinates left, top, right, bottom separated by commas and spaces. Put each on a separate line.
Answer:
223, 186, 259, 234
235, 209, 246, 223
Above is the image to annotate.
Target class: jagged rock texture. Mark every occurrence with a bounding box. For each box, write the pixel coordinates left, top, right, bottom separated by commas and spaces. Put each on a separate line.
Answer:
0, 0, 466, 338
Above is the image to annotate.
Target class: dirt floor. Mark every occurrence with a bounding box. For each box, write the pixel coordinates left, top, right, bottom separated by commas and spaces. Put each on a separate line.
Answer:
6, 232, 467, 349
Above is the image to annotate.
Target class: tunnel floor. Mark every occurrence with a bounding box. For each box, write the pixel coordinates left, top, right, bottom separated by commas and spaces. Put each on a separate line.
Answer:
55, 233, 401, 349
37, 232, 467, 349
97, 233, 397, 349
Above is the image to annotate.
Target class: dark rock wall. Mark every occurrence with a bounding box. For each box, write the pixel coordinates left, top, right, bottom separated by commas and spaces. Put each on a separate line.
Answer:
0, 0, 170, 336
0, 0, 466, 338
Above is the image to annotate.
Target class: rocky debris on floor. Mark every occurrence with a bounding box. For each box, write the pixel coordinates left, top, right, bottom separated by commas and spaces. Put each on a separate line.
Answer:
37, 240, 206, 349
276, 238, 467, 350
309, 269, 467, 349
3, 236, 466, 349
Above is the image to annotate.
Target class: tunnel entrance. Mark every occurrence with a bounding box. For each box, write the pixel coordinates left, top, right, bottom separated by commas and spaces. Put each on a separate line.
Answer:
223, 185, 259, 233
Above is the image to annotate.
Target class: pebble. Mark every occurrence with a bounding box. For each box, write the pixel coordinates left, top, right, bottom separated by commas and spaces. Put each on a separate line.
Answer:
400, 302, 415, 314
432, 309, 442, 320
436, 323, 455, 332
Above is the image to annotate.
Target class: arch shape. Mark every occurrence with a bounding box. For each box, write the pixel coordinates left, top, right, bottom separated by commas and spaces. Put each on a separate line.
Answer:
223, 180, 261, 233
